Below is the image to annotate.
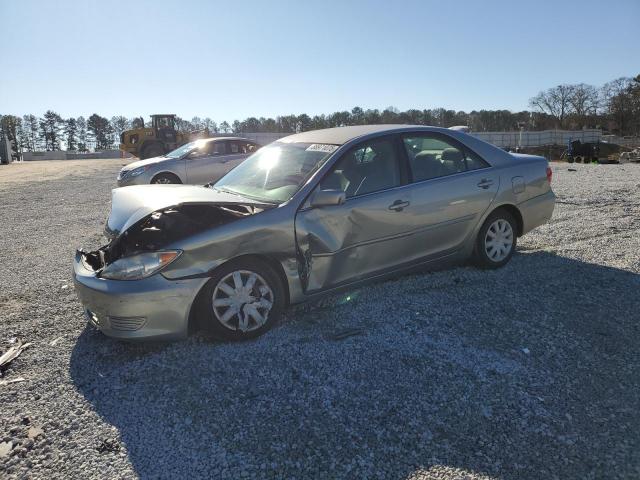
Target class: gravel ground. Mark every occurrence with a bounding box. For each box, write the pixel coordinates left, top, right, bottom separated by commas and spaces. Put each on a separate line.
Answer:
0, 159, 639, 479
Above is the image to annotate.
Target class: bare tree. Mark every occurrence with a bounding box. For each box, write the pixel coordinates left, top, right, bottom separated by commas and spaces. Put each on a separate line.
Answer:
191, 117, 203, 130
569, 83, 599, 118
110, 116, 130, 146
601, 77, 634, 134
529, 84, 574, 128
202, 117, 217, 133
219, 121, 230, 133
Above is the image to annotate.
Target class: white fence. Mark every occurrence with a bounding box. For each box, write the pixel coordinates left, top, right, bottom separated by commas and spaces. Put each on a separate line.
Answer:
219, 129, 608, 148
602, 135, 640, 148
471, 129, 602, 148
22, 149, 126, 161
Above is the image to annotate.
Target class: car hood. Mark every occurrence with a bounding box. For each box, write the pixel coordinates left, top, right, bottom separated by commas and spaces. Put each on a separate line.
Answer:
121, 156, 169, 171
106, 184, 271, 238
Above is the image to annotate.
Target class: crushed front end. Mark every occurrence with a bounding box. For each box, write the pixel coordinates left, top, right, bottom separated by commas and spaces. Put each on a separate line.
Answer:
73, 201, 259, 340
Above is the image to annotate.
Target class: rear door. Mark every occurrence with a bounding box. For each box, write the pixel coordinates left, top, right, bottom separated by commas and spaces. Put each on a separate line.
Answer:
399, 132, 499, 259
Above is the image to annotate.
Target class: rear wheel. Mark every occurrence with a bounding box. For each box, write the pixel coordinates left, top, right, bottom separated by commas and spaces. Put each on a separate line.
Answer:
473, 210, 517, 269
198, 258, 285, 340
151, 173, 181, 184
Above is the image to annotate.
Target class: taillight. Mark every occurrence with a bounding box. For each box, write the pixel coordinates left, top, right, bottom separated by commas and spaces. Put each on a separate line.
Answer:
546, 166, 553, 184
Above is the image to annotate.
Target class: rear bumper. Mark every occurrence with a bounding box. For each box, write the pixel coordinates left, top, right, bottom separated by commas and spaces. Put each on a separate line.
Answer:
519, 190, 555, 235
73, 251, 208, 341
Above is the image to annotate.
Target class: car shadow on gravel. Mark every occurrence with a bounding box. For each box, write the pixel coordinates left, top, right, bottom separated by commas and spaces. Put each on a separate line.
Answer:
69, 251, 640, 479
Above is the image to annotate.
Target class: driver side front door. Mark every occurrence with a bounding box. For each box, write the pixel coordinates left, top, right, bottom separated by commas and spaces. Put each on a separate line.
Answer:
295, 135, 415, 293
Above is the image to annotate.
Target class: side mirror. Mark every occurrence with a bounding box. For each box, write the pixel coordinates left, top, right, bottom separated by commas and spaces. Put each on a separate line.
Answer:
309, 189, 346, 208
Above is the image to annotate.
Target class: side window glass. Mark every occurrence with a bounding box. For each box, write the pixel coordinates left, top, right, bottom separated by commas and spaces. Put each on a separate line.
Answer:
320, 138, 401, 198
464, 149, 490, 171
403, 135, 483, 182
209, 142, 226, 155
228, 142, 240, 154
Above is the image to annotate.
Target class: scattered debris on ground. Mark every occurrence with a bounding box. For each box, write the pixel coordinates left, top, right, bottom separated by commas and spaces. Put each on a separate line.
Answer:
0, 377, 26, 387
0, 340, 32, 373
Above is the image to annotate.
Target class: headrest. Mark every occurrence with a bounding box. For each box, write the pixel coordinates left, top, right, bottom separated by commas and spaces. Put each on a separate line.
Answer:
441, 148, 463, 162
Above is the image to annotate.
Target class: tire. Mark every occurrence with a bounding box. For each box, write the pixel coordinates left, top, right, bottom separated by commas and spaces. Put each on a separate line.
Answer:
197, 258, 285, 340
567, 156, 575, 164
141, 143, 164, 159
473, 209, 518, 269
151, 173, 181, 184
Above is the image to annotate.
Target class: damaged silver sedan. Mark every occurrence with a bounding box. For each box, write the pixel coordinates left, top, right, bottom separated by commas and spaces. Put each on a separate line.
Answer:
74, 125, 555, 341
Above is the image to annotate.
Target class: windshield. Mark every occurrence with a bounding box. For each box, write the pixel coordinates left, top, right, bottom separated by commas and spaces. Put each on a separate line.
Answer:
213, 142, 338, 203
165, 139, 209, 159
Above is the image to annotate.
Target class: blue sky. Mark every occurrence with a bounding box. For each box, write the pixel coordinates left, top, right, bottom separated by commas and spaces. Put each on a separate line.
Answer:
1, 0, 638, 122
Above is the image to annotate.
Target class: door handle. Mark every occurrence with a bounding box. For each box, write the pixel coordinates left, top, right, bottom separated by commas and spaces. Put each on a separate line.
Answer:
388, 200, 410, 211
477, 179, 494, 189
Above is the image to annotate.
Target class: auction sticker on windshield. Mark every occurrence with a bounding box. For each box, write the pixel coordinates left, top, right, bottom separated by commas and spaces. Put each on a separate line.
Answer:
306, 144, 339, 153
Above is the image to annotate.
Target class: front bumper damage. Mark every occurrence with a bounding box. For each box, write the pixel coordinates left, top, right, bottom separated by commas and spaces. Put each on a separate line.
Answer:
73, 250, 207, 340
72, 188, 271, 340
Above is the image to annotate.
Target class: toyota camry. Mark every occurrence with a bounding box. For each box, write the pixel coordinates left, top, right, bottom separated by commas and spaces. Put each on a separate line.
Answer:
74, 125, 555, 341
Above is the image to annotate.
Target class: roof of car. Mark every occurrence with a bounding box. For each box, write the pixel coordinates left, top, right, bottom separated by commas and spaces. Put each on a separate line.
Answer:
278, 125, 518, 168
208, 136, 254, 142
278, 125, 450, 145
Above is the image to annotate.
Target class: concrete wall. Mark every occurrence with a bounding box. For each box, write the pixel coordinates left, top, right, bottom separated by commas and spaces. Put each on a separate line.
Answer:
22, 150, 129, 161
471, 129, 601, 148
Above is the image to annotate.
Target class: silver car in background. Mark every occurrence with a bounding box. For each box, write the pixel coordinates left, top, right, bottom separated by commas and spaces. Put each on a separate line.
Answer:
116, 137, 261, 186
75, 125, 555, 341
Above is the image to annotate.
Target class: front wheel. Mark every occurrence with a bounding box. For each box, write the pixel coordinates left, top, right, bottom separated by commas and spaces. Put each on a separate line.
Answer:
473, 210, 517, 269
198, 259, 285, 340
151, 173, 181, 184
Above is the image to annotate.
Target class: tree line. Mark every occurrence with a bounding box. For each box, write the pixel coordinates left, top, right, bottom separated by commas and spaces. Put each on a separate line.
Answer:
1, 74, 638, 153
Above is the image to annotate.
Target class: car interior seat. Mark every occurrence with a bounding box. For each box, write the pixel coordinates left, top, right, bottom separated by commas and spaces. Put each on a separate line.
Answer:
440, 148, 465, 174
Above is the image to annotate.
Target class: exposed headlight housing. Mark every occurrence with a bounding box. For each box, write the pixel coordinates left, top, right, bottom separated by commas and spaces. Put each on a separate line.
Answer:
100, 251, 181, 280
